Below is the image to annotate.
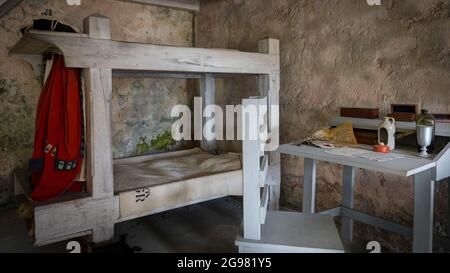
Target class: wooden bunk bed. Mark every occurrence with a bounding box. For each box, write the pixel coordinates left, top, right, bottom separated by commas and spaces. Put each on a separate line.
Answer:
10, 14, 281, 246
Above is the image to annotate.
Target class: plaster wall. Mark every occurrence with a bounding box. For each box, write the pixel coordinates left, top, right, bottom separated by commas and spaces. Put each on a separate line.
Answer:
0, 0, 194, 203
196, 0, 450, 251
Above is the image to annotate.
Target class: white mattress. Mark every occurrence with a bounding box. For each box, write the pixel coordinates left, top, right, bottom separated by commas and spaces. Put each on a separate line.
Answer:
113, 149, 243, 219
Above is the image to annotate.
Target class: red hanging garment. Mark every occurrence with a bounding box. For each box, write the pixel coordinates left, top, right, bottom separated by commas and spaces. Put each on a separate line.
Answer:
30, 55, 84, 202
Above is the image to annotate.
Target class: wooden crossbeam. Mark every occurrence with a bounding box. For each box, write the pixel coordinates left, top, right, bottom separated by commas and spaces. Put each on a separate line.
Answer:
117, 0, 200, 12
0, 0, 22, 18
10, 30, 279, 75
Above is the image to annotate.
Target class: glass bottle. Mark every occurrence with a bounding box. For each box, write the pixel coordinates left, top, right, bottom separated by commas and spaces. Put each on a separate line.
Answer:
416, 109, 435, 152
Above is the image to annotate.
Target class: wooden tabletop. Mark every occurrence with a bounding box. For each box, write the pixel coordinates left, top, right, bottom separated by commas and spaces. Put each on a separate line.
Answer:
278, 143, 436, 177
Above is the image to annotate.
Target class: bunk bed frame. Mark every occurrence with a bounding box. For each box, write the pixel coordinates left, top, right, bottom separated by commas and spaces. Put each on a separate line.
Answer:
10, 14, 281, 246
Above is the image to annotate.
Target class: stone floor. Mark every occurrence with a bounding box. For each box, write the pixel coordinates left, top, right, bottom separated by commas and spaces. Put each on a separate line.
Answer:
0, 197, 370, 253
0, 197, 243, 253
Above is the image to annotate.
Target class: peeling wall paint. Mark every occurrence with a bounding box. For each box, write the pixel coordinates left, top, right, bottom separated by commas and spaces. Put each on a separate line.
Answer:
0, 1, 194, 199
111, 77, 193, 158
197, 0, 450, 252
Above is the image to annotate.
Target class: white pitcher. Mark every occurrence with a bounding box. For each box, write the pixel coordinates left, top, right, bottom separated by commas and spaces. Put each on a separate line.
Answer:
378, 117, 396, 150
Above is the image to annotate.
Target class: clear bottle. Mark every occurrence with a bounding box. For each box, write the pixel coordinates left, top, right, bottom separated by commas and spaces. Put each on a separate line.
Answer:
416, 109, 435, 152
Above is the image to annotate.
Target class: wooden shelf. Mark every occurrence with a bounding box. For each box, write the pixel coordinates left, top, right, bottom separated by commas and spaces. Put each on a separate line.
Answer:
10, 30, 88, 55
236, 211, 344, 253
331, 116, 450, 137
10, 30, 279, 75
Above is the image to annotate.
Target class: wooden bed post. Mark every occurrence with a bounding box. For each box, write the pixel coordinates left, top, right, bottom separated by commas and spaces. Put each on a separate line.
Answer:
200, 73, 216, 153
258, 38, 281, 209
83, 14, 115, 242
242, 98, 262, 240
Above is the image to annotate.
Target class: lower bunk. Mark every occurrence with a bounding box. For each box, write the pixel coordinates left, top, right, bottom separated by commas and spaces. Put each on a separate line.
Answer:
114, 148, 243, 221
15, 148, 243, 246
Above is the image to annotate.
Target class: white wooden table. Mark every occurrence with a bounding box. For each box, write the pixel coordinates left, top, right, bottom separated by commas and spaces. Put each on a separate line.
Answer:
278, 142, 450, 253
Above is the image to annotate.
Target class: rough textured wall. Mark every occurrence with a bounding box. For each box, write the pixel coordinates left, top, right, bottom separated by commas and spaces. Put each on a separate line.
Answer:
197, 0, 450, 251
0, 0, 193, 202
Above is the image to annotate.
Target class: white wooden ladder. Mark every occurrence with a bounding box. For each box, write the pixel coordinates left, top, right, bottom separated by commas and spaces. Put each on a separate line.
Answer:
237, 96, 345, 253
242, 96, 270, 240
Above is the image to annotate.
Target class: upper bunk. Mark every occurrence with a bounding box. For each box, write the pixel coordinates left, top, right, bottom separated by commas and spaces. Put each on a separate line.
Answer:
9, 29, 280, 77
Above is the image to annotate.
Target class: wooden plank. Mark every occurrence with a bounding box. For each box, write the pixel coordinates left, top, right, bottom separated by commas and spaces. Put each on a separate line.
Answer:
236, 211, 344, 253
279, 144, 436, 177
118, 169, 242, 219
341, 207, 413, 238
242, 98, 262, 240
0, 0, 22, 18
320, 207, 342, 217
303, 158, 317, 214
113, 70, 201, 79
258, 38, 280, 162
434, 142, 450, 181
413, 169, 434, 253
83, 15, 111, 40
448, 182, 450, 238
331, 116, 450, 137
35, 230, 92, 247
200, 74, 216, 153
34, 196, 119, 246
85, 69, 114, 198
118, 0, 200, 12
267, 164, 281, 210
258, 38, 280, 211
321, 206, 414, 237
83, 16, 114, 199
258, 96, 268, 155
10, 31, 279, 75
342, 166, 356, 241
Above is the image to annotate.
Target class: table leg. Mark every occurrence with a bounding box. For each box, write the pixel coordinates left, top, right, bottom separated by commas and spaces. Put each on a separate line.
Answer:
413, 169, 434, 253
303, 158, 317, 214
342, 165, 356, 242
448, 180, 450, 238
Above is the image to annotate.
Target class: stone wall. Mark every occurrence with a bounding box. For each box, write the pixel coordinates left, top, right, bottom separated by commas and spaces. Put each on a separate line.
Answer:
196, 0, 450, 251
0, 0, 194, 202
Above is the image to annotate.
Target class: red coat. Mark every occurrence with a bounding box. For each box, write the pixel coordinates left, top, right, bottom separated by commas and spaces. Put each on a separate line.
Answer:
30, 55, 83, 202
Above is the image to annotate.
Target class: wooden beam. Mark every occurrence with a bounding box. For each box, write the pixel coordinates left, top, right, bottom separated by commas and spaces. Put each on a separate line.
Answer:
258, 38, 281, 210
83, 14, 111, 40
112, 70, 258, 79
200, 74, 216, 153
34, 196, 119, 246
117, 0, 200, 12
242, 98, 263, 240
0, 0, 22, 18
342, 165, 356, 241
303, 158, 317, 214
83, 16, 114, 200
113, 70, 201, 79
10, 31, 280, 75
258, 38, 280, 163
